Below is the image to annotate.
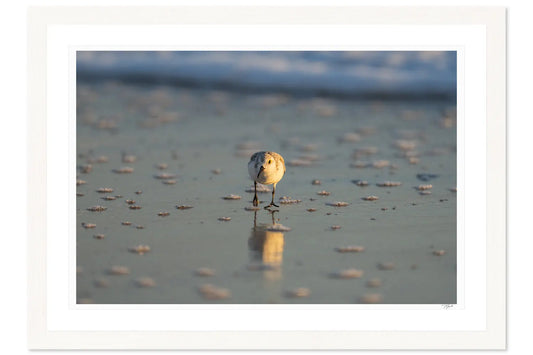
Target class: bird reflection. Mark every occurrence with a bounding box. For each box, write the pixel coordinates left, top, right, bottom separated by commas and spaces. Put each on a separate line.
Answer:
248, 210, 286, 281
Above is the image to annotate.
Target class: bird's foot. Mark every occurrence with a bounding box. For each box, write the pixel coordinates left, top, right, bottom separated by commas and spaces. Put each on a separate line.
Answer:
253, 196, 259, 207
264, 202, 279, 210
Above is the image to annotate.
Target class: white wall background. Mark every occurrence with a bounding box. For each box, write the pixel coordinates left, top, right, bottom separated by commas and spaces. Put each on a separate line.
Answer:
0, 0, 527, 354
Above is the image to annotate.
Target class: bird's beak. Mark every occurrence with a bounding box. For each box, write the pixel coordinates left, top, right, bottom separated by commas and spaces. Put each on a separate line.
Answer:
257, 166, 265, 178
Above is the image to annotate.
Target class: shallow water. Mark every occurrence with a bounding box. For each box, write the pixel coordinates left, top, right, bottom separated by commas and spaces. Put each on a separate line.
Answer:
76, 82, 456, 304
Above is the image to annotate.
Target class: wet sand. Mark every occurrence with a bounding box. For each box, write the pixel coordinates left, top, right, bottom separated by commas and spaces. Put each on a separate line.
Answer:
76, 82, 457, 304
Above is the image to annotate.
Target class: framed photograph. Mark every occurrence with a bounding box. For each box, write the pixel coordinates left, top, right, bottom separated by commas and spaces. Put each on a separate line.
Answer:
28, 6, 506, 349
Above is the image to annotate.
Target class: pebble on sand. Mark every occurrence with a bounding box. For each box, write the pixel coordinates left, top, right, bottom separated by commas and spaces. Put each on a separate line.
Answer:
97, 187, 114, 193
163, 179, 177, 185
129, 205, 142, 210
129, 244, 151, 255
198, 284, 231, 300
359, 293, 383, 304
121, 221, 132, 226
326, 201, 349, 207
156, 163, 168, 170
306, 208, 317, 212
218, 217, 231, 221
135, 277, 156, 288
211, 168, 222, 175
87, 205, 107, 212
419, 190, 432, 195
331, 268, 364, 279
108, 265, 130, 275
335, 245, 365, 253
245, 206, 261, 211
317, 190, 331, 196
135, 190, 143, 195
449, 187, 457, 192
102, 196, 116, 201
125, 199, 136, 205
76, 179, 87, 186
311, 179, 321, 185
330, 225, 341, 230
195, 267, 216, 277
223, 194, 241, 200
433, 249, 446, 256
285, 287, 311, 298
158, 211, 170, 217
362, 196, 379, 201
93, 234, 105, 240
81, 222, 96, 229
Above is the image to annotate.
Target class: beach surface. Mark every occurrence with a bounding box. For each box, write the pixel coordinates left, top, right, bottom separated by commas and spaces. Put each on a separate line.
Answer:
76, 80, 456, 304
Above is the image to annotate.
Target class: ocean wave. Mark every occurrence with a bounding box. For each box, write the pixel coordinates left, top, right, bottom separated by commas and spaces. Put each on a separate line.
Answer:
77, 51, 456, 100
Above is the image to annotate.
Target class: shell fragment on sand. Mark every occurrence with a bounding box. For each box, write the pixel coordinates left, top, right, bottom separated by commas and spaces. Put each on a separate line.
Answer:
87, 205, 107, 212
352, 179, 369, 186
376, 181, 402, 187
129, 244, 151, 255
335, 245, 365, 253
326, 201, 350, 207
285, 287, 311, 298
176, 205, 193, 210
198, 284, 231, 300
417, 184, 433, 191
223, 194, 242, 200
113, 167, 134, 174
108, 265, 130, 275
195, 267, 216, 277
362, 196, 379, 201
330, 268, 364, 279
279, 196, 302, 204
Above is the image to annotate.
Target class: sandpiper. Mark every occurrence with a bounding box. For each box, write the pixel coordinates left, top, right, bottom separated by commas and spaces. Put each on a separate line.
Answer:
248, 151, 286, 209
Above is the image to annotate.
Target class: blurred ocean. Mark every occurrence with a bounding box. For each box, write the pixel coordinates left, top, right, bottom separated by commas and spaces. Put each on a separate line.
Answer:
77, 51, 456, 100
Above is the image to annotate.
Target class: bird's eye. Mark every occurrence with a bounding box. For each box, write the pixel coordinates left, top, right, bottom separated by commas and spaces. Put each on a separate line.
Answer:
268, 160, 272, 164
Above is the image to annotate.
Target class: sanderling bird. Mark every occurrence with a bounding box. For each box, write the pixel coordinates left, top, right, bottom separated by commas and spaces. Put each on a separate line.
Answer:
248, 151, 286, 209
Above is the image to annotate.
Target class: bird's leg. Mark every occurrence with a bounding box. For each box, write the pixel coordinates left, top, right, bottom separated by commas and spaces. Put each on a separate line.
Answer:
265, 183, 279, 209
253, 181, 258, 206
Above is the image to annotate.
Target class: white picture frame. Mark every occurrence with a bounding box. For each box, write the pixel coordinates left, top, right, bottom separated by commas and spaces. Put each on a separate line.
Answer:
27, 6, 506, 350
